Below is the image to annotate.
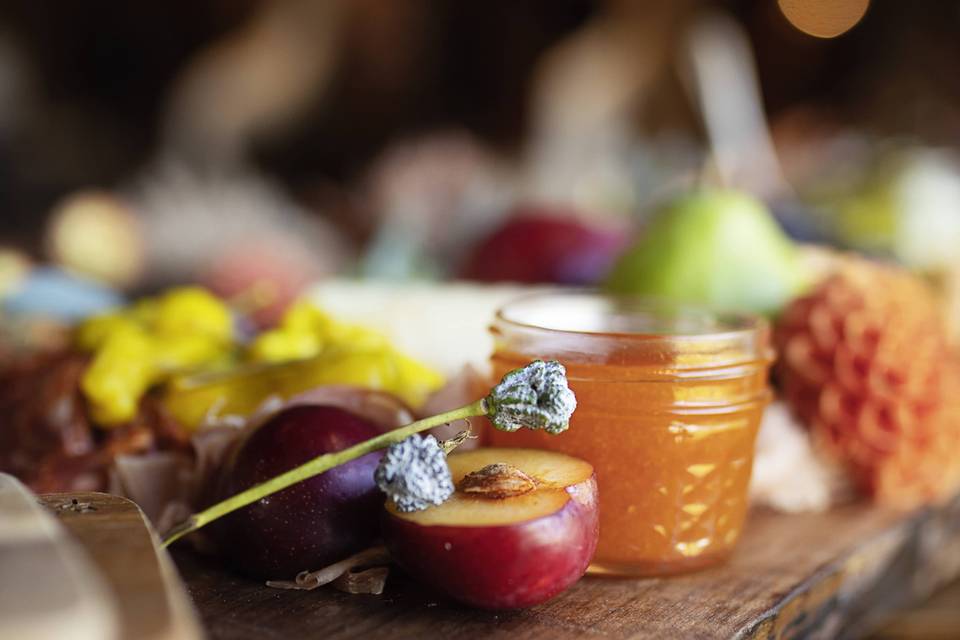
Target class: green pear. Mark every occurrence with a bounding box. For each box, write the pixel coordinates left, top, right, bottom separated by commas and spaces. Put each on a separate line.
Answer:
605, 190, 804, 315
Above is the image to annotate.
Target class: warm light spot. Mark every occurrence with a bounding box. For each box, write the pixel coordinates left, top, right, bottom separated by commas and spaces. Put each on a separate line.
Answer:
778, 0, 870, 39
675, 537, 711, 557
686, 463, 716, 479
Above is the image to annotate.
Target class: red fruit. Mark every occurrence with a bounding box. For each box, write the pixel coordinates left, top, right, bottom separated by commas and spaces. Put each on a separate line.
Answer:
382, 448, 598, 609
202, 240, 318, 328
212, 405, 384, 579
460, 211, 628, 285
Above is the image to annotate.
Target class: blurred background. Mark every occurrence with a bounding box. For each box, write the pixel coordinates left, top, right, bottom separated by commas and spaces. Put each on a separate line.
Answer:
2, 2, 960, 636
2, 0, 959, 319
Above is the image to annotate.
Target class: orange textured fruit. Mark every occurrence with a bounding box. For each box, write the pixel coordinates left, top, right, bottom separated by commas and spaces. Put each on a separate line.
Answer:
776, 259, 960, 507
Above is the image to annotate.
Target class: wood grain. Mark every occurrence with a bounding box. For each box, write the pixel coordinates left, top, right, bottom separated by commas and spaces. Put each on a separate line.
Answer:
41, 492, 203, 640
173, 495, 960, 639
870, 579, 960, 639
0, 474, 118, 640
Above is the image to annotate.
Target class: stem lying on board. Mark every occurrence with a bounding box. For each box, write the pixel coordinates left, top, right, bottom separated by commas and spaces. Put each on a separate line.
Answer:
161, 400, 485, 548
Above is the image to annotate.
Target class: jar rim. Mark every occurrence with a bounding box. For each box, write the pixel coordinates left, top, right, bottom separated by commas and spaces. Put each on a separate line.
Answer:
491, 290, 773, 372
495, 290, 768, 340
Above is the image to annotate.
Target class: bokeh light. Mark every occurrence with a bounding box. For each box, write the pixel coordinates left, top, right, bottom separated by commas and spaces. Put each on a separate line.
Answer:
778, 0, 870, 39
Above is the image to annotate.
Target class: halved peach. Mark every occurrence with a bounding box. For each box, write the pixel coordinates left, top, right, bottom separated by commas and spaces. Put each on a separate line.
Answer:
382, 448, 598, 609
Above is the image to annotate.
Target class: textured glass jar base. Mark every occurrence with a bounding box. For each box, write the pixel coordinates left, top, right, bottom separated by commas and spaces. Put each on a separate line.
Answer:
587, 547, 734, 577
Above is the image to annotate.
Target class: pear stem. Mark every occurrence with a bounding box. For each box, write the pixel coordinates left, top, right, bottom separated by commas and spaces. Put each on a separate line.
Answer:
161, 399, 487, 548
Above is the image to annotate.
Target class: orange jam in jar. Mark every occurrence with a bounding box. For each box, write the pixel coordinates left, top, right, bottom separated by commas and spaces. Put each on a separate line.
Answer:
485, 292, 773, 576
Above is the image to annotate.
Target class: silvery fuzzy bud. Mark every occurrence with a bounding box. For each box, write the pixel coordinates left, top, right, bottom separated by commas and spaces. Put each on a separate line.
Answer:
484, 360, 576, 435
374, 434, 454, 512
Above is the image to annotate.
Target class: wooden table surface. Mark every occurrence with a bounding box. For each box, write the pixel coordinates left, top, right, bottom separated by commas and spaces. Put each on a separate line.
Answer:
172, 494, 960, 639
870, 578, 960, 640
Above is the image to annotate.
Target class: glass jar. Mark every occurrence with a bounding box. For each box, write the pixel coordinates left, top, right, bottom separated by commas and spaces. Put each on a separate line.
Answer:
485, 292, 773, 576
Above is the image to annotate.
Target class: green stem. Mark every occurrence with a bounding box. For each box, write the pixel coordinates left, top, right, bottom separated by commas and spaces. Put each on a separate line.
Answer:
161, 399, 487, 548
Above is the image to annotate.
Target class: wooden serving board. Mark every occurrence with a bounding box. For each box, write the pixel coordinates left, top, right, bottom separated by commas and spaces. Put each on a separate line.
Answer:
0, 475, 118, 640
39, 492, 204, 640
1, 474, 202, 639
173, 495, 960, 639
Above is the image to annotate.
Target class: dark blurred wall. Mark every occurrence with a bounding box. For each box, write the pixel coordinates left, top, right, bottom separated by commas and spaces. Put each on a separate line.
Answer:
255, 1, 595, 185
741, 0, 960, 138
0, 1, 253, 247
0, 0, 594, 248
1, 0, 958, 250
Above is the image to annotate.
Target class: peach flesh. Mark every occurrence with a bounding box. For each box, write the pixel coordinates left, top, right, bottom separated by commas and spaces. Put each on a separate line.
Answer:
382, 448, 599, 609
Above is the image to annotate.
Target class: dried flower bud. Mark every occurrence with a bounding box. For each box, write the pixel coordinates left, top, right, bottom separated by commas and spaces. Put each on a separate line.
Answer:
484, 360, 576, 434
374, 434, 454, 512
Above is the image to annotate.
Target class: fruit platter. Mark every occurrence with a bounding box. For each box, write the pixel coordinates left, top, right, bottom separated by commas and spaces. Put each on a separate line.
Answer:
4, 186, 960, 640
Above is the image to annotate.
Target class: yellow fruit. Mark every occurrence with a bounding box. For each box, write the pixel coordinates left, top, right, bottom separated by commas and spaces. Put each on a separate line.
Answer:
150, 287, 232, 342
248, 330, 323, 363
279, 300, 333, 335
81, 324, 157, 425
75, 312, 139, 352
248, 301, 387, 364
75, 287, 235, 426
164, 345, 444, 430
77, 294, 444, 431
392, 351, 446, 408
153, 334, 231, 372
